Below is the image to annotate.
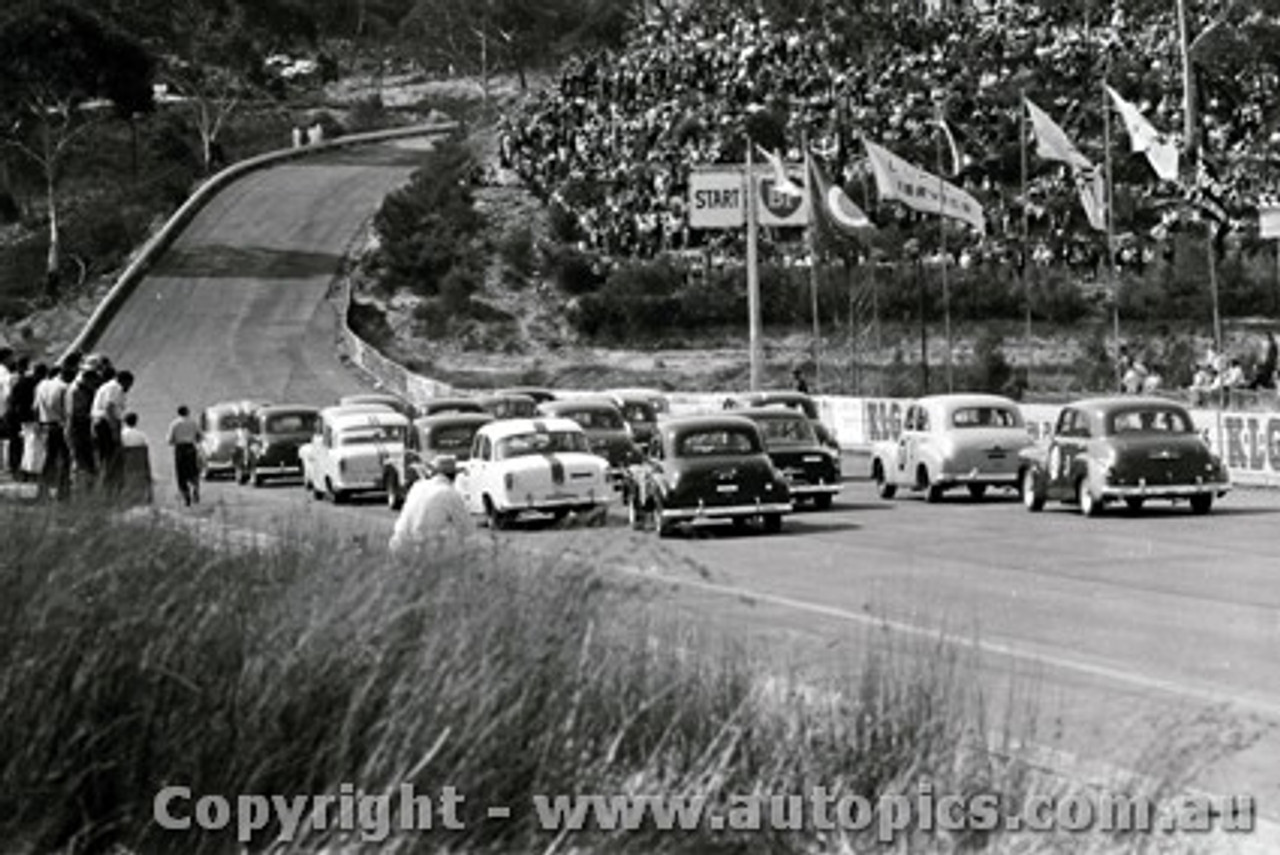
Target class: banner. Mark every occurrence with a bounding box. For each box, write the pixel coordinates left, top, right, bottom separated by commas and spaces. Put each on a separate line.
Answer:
808, 154, 873, 236
1025, 97, 1107, 232
1259, 205, 1280, 239
863, 139, 986, 234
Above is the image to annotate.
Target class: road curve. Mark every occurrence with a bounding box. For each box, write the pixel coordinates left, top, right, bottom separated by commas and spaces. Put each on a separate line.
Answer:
94, 143, 427, 461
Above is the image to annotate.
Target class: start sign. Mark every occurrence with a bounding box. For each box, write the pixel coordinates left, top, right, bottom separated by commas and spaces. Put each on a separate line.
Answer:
688, 166, 810, 230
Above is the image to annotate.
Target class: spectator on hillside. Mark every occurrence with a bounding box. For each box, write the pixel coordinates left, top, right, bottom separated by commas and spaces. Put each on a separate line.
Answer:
1189, 363, 1216, 407
793, 367, 810, 394
120, 412, 153, 506
1250, 331, 1277, 390
5, 357, 36, 478
0, 347, 12, 471
34, 362, 75, 501
92, 369, 134, 494
1121, 358, 1149, 395
66, 356, 105, 492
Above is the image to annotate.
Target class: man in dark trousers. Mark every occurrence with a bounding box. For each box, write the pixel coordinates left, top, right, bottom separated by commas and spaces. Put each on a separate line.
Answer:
166, 404, 202, 506
792, 368, 810, 394
66, 356, 105, 494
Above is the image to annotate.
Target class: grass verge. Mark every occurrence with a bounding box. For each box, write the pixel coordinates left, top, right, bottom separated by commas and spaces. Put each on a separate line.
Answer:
0, 503, 1241, 854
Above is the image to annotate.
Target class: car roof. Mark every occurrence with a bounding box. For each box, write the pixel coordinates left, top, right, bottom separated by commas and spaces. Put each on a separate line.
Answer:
325, 410, 409, 430
340, 392, 406, 404
914, 393, 1020, 409
658, 414, 762, 436
415, 412, 494, 428
204, 400, 248, 414
255, 404, 320, 417
478, 417, 584, 439
1065, 396, 1189, 417
496, 386, 557, 402
608, 387, 665, 400
477, 393, 535, 404
744, 390, 812, 403
540, 397, 620, 413
733, 407, 812, 421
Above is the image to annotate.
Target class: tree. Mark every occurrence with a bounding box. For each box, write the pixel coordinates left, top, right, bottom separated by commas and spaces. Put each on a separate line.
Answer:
0, 1, 154, 298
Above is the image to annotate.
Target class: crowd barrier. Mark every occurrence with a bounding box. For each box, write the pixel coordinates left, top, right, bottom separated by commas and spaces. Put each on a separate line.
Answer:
61, 120, 459, 362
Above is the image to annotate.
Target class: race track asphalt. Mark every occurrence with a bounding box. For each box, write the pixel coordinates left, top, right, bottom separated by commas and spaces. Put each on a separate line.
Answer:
82, 142, 1280, 832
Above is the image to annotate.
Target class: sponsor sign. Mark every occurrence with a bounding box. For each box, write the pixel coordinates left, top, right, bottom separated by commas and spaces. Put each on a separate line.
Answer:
1260, 205, 1280, 240
687, 166, 810, 230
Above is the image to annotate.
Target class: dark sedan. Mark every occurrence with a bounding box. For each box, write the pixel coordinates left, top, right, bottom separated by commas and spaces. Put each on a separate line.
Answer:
238, 405, 320, 486
537, 398, 641, 472
735, 407, 842, 509
628, 415, 792, 536
1020, 397, 1230, 516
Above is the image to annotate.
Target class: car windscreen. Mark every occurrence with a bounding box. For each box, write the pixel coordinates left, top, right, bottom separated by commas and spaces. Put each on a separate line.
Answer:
951, 407, 1022, 428
209, 412, 247, 431
496, 430, 589, 459
1108, 408, 1194, 434
619, 402, 656, 423
265, 413, 317, 434
338, 426, 405, 446
754, 416, 816, 445
493, 400, 536, 417
428, 425, 480, 451
677, 428, 762, 457
567, 409, 624, 430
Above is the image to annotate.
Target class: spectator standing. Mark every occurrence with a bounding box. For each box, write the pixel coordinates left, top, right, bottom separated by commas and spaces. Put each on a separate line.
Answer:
166, 405, 202, 506
6, 357, 36, 478
65, 357, 104, 492
1251, 331, 1277, 390
1189, 363, 1216, 407
0, 347, 12, 471
389, 456, 475, 556
92, 370, 133, 494
33, 362, 74, 500
792, 368, 810, 394
120, 412, 152, 506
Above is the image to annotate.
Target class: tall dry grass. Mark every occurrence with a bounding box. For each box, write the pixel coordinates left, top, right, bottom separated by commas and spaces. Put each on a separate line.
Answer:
0, 504, 1237, 854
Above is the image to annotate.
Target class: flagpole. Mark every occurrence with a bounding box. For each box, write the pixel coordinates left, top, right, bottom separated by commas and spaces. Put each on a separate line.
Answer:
1020, 91, 1032, 348
935, 117, 954, 393
804, 145, 821, 392
1103, 77, 1120, 362
746, 139, 762, 392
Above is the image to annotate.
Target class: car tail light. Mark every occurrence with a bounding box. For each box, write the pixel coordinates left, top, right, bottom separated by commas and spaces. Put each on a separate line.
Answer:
505, 472, 515, 490
338, 459, 347, 476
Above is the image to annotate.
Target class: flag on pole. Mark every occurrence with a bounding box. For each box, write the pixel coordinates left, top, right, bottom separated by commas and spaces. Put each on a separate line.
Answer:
863, 139, 985, 234
756, 144, 805, 198
1024, 97, 1107, 232
807, 153, 873, 236
1105, 85, 1179, 182
1260, 203, 1280, 240
934, 112, 963, 177
1024, 97, 1093, 171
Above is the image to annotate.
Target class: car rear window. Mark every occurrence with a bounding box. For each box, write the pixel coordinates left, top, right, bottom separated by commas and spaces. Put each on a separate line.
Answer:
568, 409, 624, 430
951, 407, 1021, 428
338, 425, 405, 446
497, 430, 589, 459
429, 425, 480, 451
620, 403, 655, 423
266, 413, 317, 434
677, 428, 762, 457
754, 417, 815, 444
1109, 408, 1193, 434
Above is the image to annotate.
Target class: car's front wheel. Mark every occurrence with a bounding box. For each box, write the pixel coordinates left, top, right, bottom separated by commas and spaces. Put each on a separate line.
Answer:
385, 471, 402, 511
484, 496, 511, 530
873, 461, 897, 499
327, 478, 348, 505
761, 513, 783, 534
967, 484, 987, 501
651, 495, 673, 538
812, 493, 833, 511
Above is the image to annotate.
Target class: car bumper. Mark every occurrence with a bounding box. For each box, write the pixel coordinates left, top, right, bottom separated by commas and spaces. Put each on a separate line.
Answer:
499, 492, 612, 512
1101, 480, 1231, 499
255, 463, 303, 477
661, 500, 793, 521
937, 469, 1020, 487
788, 482, 842, 497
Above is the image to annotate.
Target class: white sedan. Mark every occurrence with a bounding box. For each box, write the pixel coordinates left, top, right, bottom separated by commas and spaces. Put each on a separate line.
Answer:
456, 417, 611, 528
300, 407, 410, 503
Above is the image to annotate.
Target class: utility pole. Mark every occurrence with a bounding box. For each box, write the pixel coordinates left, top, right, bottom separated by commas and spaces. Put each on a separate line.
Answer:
746, 141, 762, 391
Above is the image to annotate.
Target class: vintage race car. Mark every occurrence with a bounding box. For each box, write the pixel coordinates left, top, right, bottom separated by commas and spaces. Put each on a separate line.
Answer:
417, 397, 487, 418
199, 400, 259, 479
628, 415, 792, 536
496, 386, 557, 405
456, 417, 611, 528
735, 407, 842, 509
1020, 396, 1230, 516
735, 390, 839, 452
300, 407, 410, 503
606, 390, 664, 447
871, 393, 1033, 502
384, 411, 494, 510
537, 397, 642, 476
236, 404, 320, 486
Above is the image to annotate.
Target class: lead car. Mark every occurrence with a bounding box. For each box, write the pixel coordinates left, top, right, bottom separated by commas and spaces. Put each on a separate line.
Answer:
1019, 396, 1231, 516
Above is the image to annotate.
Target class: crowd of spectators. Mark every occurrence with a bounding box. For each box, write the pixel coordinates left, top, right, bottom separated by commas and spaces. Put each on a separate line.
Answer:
501, 0, 1278, 270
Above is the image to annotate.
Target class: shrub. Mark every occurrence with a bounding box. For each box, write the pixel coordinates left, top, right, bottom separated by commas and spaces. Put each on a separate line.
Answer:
549, 246, 605, 296
344, 94, 388, 133
498, 224, 536, 283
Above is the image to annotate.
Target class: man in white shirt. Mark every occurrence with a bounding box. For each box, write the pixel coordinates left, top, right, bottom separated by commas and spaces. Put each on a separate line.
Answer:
33, 362, 74, 500
166, 405, 202, 506
92, 370, 133, 493
389, 455, 475, 557
0, 347, 13, 474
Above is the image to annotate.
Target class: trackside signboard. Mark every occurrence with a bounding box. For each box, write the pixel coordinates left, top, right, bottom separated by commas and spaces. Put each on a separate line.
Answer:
688, 165, 810, 229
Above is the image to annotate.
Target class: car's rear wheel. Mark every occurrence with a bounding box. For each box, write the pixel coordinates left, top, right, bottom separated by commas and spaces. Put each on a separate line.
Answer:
873, 461, 897, 499
326, 478, 348, 505
967, 484, 987, 501
385, 472, 402, 511
1022, 468, 1045, 512
1077, 478, 1102, 517
628, 497, 647, 531
761, 513, 783, 534
1190, 493, 1213, 515
812, 493, 833, 510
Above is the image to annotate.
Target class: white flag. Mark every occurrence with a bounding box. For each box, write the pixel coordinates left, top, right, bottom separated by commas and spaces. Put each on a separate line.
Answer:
756, 145, 805, 198
863, 139, 985, 234
1105, 85, 1179, 183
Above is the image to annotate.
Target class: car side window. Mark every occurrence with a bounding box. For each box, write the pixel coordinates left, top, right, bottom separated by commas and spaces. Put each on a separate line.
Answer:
917, 409, 931, 433
1056, 409, 1078, 438
903, 406, 917, 433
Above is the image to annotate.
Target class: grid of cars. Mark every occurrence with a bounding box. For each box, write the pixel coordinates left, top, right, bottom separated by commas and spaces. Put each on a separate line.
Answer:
196, 389, 1231, 531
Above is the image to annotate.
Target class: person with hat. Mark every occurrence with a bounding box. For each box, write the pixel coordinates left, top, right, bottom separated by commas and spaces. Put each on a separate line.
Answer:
389, 455, 475, 556
91, 368, 133, 495
65, 356, 104, 492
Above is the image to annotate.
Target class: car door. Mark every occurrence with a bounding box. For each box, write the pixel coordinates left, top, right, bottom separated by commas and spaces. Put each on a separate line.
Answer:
902, 405, 930, 482
894, 405, 918, 481
457, 433, 489, 512
1045, 408, 1087, 500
